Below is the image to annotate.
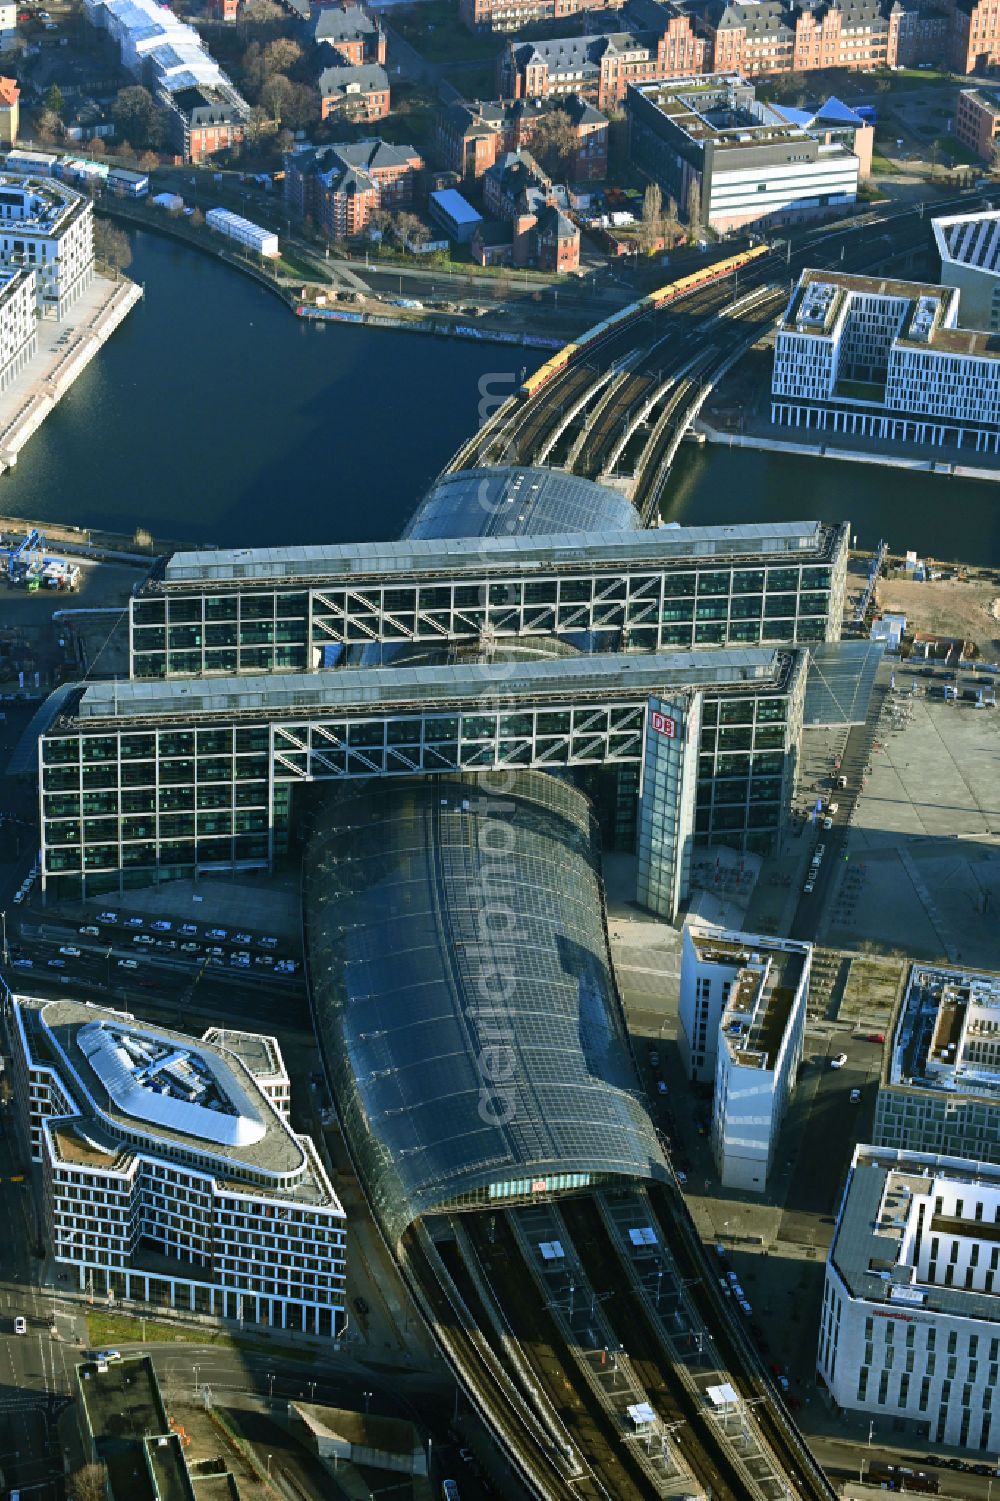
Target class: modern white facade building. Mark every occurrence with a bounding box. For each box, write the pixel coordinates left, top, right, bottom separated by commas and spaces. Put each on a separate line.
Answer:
875, 964, 1000, 1166
771, 269, 1000, 453
9, 996, 346, 1336
205, 207, 279, 258
933, 209, 1000, 332
819, 1145, 1000, 1451
0, 174, 94, 318
679, 926, 811, 1190
627, 74, 860, 234
0, 268, 37, 391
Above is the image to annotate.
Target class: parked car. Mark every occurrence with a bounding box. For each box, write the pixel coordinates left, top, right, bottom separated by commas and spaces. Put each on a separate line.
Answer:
657, 1080, 668, 1095
79, 926, 99, 937
13, 1316, 26, 1335
94, 1349, 121, 1363
179, 923, 198, 936
206, 928, 228, 940
133, 934, 154, 946
830, 1053, 848, 1069
58, 946, 81, 958
180, 942, 199, 954
118, 959, 138, 970
850, 1088, 862, 1104
150, 920, 172, 932
259, 936, 278, 948
233, 932, 252, 944
803, 880, 815, 894
47, 959, 65, 969
822, 817, 833, 830
97, 911, 117, 923
867, 1032, 886, 1044
124, 917, 144, 929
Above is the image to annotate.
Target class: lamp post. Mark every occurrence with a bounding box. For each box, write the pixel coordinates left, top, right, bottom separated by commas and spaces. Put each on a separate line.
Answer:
267, 1454, 273, 1477
192, 1364, 200, 1399
363, 1389, 373, 1417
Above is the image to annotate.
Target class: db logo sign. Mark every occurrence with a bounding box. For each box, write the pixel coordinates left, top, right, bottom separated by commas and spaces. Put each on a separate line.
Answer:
650, 711, 676, 738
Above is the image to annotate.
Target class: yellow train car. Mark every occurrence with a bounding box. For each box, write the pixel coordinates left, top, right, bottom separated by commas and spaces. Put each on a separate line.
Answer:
520, 343, 576, 398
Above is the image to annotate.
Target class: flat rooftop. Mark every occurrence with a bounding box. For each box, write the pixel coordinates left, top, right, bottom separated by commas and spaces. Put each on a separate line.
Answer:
832, 1146, 1000, 1322
888, 963, 1000, 1103
933, 210, 1000, 277
631, 73, 819, 152
691, 930, 810, 1071
69, 649, 795, 726
159, 520, 840, 590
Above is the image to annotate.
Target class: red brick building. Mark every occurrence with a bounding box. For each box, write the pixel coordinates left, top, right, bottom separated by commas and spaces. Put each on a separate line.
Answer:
500, 19, 706, 112
459, 0, 621, 33
950, 0, 1000, 72
310, 3, 387, 65
436, 95, 608, 183
285, 138, 423, 239
955, 85, 1000, 160
319, 62, 390, 121
476, 149, 581, 270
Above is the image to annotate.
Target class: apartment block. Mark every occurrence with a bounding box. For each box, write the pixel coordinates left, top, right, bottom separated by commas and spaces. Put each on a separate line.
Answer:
874, 965, 1000, 1165
772, 269, 1000, 452
0, 269, 37, 392
10, 996, 346, 1335
627, 74, 859, 233
0, 174, 94, 319
819, 1145, 1000, 1450
934, 209, 1000, 331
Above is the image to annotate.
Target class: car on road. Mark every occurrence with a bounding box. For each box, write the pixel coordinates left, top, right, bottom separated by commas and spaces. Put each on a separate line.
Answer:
58, 946, 81, 958
206, 928, 228, 940
830, 1053, 848, 1069
47, 959, 65, 969
133, 934, 154, 946
850, 1088, 862, 1104
150, 920, 172, 932
648, 1050, 660, 1067
233, 931, 252, 944
867, 1032, 886, 1044
94, 1348, 121, 1363
727, 1270, 740, 1284
79, 926, 99, 937
259, 936, 278, 948
803, 880, 815, 894
676, 1170, 688, 1185
124, 917, 144, 929
117, 958, 138, 970
12, 890, 23, 903
10, 958, 31, 968
775, 1373, 789, 1390
13, 1315, 26, 1334
179, 924, 198, 936
97, 911, 117, 923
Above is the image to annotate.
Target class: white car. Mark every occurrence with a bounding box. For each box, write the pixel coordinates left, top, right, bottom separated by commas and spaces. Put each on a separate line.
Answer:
803, 880, 815, 894
13, 1316, 26, 1335
97, 911, 118, 924
124, 917, 144, 929
117, 958, 138, 970
58, 946, 80, 958
822, 817, 833, 830
850, 1088, 862, 1104
830, 1053, 848, 1069
814, 844, 826, 859
827, 802, 839, 815
79, 926, 99, 937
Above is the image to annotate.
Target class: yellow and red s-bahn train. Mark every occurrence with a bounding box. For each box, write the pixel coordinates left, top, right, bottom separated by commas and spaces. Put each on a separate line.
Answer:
520, 243, 771, 400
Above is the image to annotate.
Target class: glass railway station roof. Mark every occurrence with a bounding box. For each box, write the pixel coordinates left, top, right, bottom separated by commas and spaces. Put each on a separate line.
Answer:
160, 518, 836, 589
304, 771, 669, 1245
75, 649, 791, 723
403, 467, 641, 539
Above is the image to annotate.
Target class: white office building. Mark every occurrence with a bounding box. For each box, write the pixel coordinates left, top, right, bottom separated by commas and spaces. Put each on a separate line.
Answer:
771, 269, 1000, 453
819, 1145, 1000, 1451
10, 996, 346, 1336
205, 207, 279, 258
627, 75, 859, 235
875, 964, 1000, 1166
0, 174, 93, 318
933, 209, 1000, 332
679, 926, 811, 1190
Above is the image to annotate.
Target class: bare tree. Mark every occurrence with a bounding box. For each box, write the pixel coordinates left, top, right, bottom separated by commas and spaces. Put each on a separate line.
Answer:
69, 1462, 108, 1501
686, 177, 701, 230
263, 38, 303, 77
35, 109, 62, 143
88, 137, 107, 157
393, 210, 428, 247
639, 180, 662, 252
95, 221, 132, 271
662, 194, 682, 249
527, 109, 577, 180
138, 150, 159, 172
190, 206, 205, 227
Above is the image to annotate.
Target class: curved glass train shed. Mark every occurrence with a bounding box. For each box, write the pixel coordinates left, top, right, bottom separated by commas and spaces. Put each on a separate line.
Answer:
403, 466, 642, 540
305, 770, 667, 1247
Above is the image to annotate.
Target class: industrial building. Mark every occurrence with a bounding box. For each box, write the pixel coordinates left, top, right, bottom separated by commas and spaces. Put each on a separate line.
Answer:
81, 0, 249, 162
0, 174, 93, 319
933, 209, 1000, 332
680, 928, 812, 1190
626, 73, 860, 232
772, 269, 1000, 452
819, 1144, 1000, 1450
205, 207, 279, 259
874, 964, 1000, 1166
9, 995, 345, 1335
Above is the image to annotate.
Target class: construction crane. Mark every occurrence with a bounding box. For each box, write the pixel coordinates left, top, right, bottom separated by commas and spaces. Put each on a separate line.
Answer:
4, 529, 44, 583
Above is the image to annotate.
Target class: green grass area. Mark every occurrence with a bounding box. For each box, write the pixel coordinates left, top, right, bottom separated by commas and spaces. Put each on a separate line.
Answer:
870, 150, 901, 175
885, 67, 957, 88
934, 133, 980, 167
389, 0, 500, 63
276, 246, 330, 282
85, 1309, 293, 1358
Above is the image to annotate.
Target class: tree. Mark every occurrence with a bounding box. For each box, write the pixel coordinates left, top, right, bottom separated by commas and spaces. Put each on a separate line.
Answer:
94, 220, 132, 271
190, 206, 204, 227
246, 104, 276, 143
113, 85, 157, 149
528, 109, 577, 180
639, 180, 662, 252
284, 81, 319, 131
392, 210, 427, 247
990, 139, 1000, 176
662, 194, 682, 249
44, 83, 64, 118
686, 177, 701, 231
35, 109, 62, 143
69, 1462, 108, 1501
239, 0, 282, 41
261, 72, 293, 125
263, 37, 303, 77
139, 150, 160, 173
88, 136, 107, 157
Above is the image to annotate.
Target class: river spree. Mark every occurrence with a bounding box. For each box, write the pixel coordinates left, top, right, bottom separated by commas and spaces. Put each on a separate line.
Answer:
3, 228, 999, 564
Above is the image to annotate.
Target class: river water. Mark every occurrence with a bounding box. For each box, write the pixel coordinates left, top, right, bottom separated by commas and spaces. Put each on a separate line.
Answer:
2, 228, 999, 564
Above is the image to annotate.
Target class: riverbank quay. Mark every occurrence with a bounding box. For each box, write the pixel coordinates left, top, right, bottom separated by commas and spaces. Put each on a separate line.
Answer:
0, 271, 142, 480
